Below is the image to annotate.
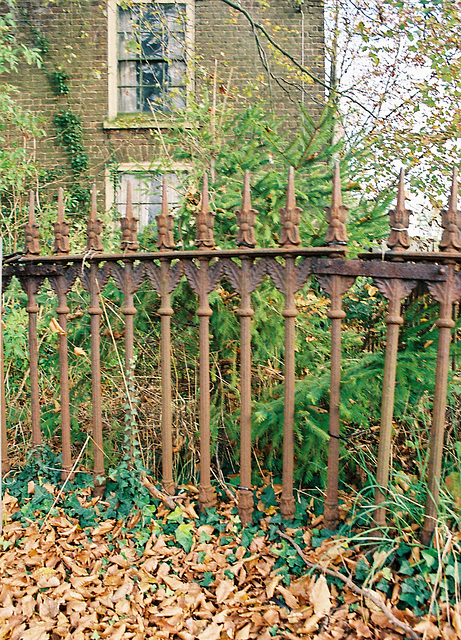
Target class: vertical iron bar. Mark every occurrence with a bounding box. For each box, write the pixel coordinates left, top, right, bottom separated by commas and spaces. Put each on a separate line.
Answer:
54, 188, 72, 479
197, 257, 215, 510
374, 295, 402, 528
323, 275, 345, 530
322, 164, 350, 529
0, 319, 8, 474
421, 267, 456, 545
26, 278, 41, 447
57, 284, 72, 479
238, 257, 254, 524
373, 280, 415, 528
280, 255, 297, 520
122, 262, 136, 383
156, 178, 176, 494
159, 258, 175, 494
121, 181, 139, 463
89, 263, 104, 494
86, 185, 104, 493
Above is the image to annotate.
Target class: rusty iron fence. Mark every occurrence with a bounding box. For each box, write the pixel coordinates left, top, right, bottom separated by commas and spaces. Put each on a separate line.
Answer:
1, 164, 460, 545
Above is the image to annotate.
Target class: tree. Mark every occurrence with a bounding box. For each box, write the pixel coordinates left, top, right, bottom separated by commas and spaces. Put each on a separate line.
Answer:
324, 0, 461, 224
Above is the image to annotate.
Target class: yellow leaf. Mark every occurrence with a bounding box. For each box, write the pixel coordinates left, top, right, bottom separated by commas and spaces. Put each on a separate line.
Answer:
73, 347, 86, 357
49, 317, 66, 336
368, 286, 378, 297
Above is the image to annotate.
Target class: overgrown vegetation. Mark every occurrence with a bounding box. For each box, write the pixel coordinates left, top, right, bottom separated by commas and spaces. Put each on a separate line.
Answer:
2, 1, 461, 635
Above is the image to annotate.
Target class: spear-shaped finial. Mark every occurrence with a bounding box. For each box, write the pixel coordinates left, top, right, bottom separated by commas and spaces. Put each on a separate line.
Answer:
57, 187, 64, 224
25, 190, 40, 255
324, 163, 348, 246
279, 166, 301, 247
387, 168, 411, 252
195, 173, 215, 249
121, 181, 139, 252
236, 170, 256, 248
86, 183, 103, 252
156, 176, 175, 251
54, 187, 70, 254
439, 167, 461, 253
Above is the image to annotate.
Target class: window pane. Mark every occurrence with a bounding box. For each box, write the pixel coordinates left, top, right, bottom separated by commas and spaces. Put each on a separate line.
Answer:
140, 30, 163, 58
118, 87, 139, 113
167, 87, 186, 110
167, 34, 185, 59
118, 32, 140, 61
165, 4, 186, 32
119, 60, 138, 86
168, 61, 186, 86
118, 8, 133, 32
141, 62, 165, 88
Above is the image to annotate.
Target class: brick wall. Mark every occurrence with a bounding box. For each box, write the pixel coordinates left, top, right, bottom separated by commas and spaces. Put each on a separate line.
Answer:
3, 0, 324, 213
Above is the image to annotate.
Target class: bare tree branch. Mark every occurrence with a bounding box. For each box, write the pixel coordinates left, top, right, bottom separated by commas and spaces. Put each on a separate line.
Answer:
218, 0, 375, 117
277, 529, 421, 640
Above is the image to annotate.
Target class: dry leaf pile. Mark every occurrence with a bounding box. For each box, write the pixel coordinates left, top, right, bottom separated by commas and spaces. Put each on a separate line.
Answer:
0, 490, 458, 640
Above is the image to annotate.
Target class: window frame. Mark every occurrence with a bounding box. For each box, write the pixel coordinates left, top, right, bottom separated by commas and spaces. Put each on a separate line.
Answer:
107, 0, 194, 119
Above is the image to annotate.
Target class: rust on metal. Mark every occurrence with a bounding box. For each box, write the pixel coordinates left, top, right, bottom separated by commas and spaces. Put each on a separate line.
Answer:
421, 270, 461, 544
279, 167, 301, 248
387, 169, 411, 252
317, 170, 351, 529
233, 176, 259, 522
88, 263, 105, 494
25, 191, 40, 256
373, 278, 416, 529
87, 184, 104, 252
195, 174, 215, 250
121, 181, 139, 253
49, 265, 77, 479
157, 177, 175, 251
51, 189, 73, 477
439, 168, 461, 253
317, 274, 355, 530
236, 171, 257, 248
156, 181, 178, 493
23, 276, 43, 447
54, 188, 70, 255
325, 163, 348, 246
3, 165, 461, 541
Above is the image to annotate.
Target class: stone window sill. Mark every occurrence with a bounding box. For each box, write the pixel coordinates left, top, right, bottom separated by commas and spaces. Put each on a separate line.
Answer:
103, 115, 191, 130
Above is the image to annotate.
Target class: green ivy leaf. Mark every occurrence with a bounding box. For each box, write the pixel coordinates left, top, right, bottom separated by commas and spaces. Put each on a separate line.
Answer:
174, 522, 194, 553
167, 505, 184, 524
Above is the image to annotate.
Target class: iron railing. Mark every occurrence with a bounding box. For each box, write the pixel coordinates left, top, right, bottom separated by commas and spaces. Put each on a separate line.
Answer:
2, 164, 460, 546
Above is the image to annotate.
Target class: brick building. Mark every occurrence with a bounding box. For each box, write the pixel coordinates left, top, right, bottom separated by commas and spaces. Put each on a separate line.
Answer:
5, 0, 324, 227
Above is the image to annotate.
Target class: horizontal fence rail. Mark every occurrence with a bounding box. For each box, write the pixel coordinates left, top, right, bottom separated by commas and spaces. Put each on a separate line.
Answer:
2, 164, 461, 545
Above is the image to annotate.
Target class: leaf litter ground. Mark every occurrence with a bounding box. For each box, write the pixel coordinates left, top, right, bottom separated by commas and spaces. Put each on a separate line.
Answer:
0, 484, 459, 640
